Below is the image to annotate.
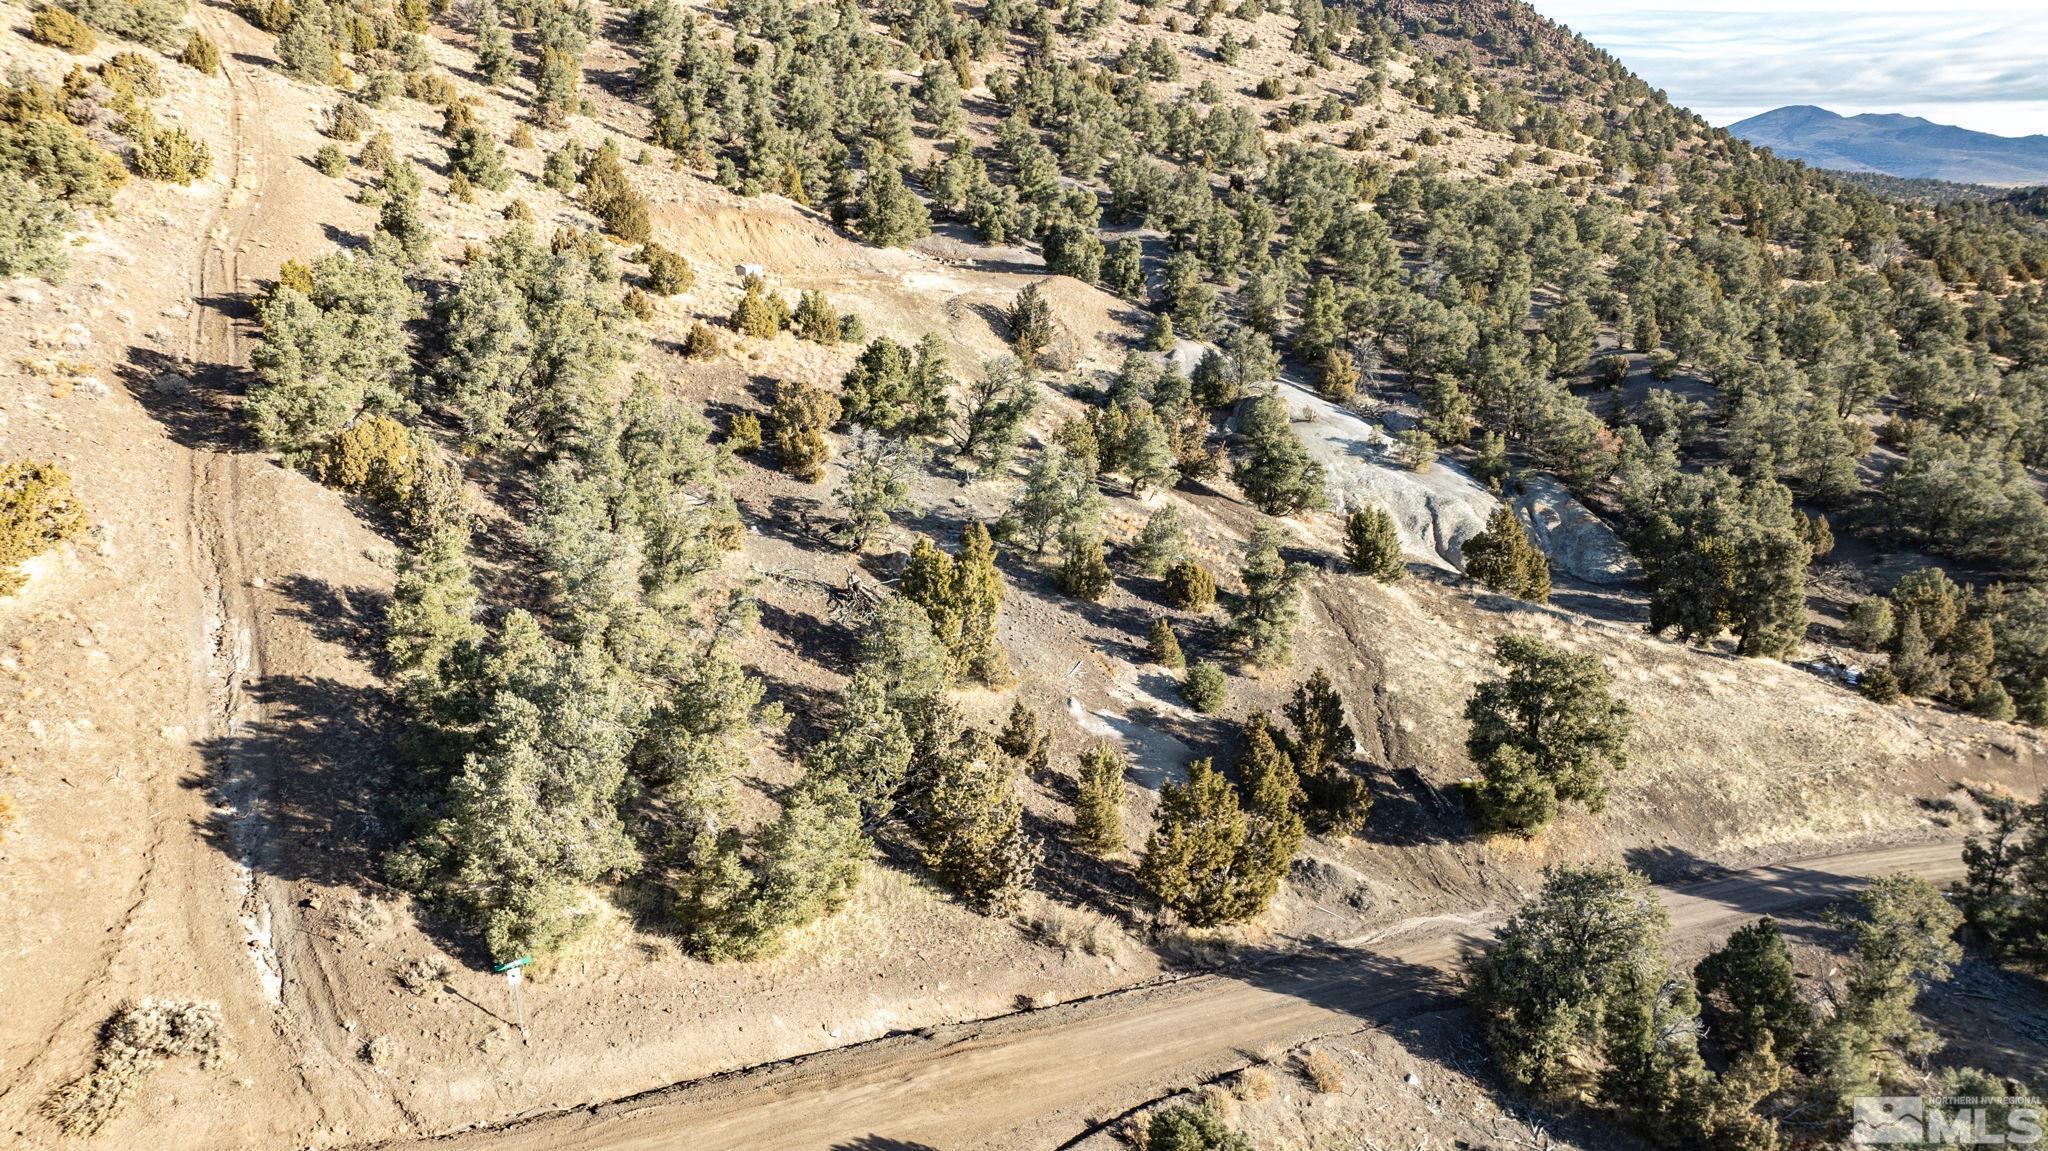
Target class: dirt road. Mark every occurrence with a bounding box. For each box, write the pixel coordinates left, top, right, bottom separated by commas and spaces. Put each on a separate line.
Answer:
388, 841, 1963, 1151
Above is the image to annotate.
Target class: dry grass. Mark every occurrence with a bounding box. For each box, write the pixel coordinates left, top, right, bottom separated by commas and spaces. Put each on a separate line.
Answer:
1299, 1047, 1345, 1094
40, 999, 224, 1135
395, 954, 452, 995
1019, 896, 1124, 958
1231, 1065, 1275, 1101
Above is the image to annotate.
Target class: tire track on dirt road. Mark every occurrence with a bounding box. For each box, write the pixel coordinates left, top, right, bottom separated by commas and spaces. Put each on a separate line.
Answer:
375, 841, 1965, 1151
179, 4, 411, 1133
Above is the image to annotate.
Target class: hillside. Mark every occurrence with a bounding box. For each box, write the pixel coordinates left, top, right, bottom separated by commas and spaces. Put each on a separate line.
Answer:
3, 0, 2048, 1148
1730, 104, 2048, 186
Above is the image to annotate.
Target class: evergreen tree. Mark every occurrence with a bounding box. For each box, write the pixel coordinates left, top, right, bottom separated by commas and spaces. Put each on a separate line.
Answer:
1073, 743, 1127, 854
730, 276, 789, 338
856, 165, 931, 247
913, 732, 1039, 915
1226, 525, 1305, 667
1343, 505, 1404, 581
1811, 876, 1963, 1098
1129, 505, 1187, 576
1164, 558, 1218, 612
1466, 864, 1671, 1097
1465, 635, 1632, 835
834, 428, 921, 551
1463, 503, 1551, 601
952, 356, 1037, 475
1283, 669, 1370, 834
1138, 758, 1250, 926
953, 523, 1010, 685
1232, 394, 1326, 516
1057, 525, 1114, 601
841, 336, 950, 437
1147, 617, 1186, 668
1694, 917, 1813, 1060
474, 0, 515, 86
1007, 282, 1056, 365
769, 380, 839, 481
995, 700, 1051, 774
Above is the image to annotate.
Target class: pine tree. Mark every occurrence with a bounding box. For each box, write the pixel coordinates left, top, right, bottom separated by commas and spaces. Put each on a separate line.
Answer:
1342, 505, 1404, 581
1463, 503, 1551, 601
1147, 617, 1186, 669
1073, 744, 1127, 854
841, 336, 950, 437
1283, 670, 1370, 835
1226, 525, 1304, 667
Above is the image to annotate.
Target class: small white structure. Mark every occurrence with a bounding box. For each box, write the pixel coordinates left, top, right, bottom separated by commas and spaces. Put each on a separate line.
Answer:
736, 263, 766, 279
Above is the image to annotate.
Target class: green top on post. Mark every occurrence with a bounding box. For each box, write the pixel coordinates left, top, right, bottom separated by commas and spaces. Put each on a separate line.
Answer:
492, 955, 533, 973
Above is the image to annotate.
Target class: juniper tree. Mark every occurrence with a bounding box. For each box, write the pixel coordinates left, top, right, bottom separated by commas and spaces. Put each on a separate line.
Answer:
834, 428, 921, 552
392, 613, 638, 962
1463, 503, 1551, 602
952, 523, 1010, 685
730, 276, 789, 338
1138, 758, 1248, 926
1012, 444, 1100, 556
1164, 557, 1217, 612
855, 165, 931, 247
1465, 635, 1632, 835
995, 700, 1051, 775
1057, 524, 1114, 601
1694, 916, 1813, 1061
1007, 282, 1056, 366
1465, 864, 1671, 1097
793, 291, 843, 343
953, 357, 1038, 477
1232, 393, 1325, 516
1234, 715, 1306, 914
1343, 505, 1404, 582
769, 380, 839, 481
1129, 505, 1188, 576
1073, 744, 1127, 854
841, 336, 950, 437
249, 241, 422, 459
0, 461, 87, 597
1810, 875, 1963, 1098
809, 670, 915, 822
1147, 617, 1186, 669
474, 0, 515, 86
1283, 670, 1370, 834
1181, 660, 1227, 713
1226, 525, 1305, 667
913, 732, 1039, 915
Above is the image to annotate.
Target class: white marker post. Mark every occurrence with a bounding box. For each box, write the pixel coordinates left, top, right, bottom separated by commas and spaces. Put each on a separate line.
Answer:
493, 955, 532, 1036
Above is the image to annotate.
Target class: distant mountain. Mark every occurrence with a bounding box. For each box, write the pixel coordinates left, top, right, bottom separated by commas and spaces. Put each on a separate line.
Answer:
1729, 106, 2048, 186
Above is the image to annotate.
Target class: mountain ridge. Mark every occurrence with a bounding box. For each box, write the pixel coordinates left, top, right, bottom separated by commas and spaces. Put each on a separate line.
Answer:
1731, 104, 2048, 185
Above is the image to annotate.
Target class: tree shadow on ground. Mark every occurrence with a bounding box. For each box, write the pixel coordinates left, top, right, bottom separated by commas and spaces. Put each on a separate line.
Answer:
120, 344, 246, 452
828, 1138, 941, 1151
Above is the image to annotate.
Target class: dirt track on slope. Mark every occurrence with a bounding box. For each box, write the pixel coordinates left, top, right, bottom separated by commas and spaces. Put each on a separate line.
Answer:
385, 842, 1964, 1151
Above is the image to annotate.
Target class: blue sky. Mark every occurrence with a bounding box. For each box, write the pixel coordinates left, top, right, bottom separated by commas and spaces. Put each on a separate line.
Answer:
1527, 1, 2048, 138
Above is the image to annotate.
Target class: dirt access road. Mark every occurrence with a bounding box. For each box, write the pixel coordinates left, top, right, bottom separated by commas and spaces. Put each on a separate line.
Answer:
386, 841, 1963, 1151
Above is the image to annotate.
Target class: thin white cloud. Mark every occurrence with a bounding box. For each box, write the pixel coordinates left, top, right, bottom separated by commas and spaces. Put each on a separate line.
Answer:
1527, 2, 2048, 137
